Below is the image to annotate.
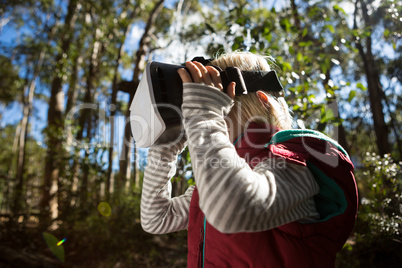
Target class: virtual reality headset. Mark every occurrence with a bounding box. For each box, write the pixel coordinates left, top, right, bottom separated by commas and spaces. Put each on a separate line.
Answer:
129, 57, 283, 148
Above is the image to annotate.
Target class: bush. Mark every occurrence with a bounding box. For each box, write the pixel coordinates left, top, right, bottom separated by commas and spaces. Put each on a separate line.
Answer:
336, 153, 402, 267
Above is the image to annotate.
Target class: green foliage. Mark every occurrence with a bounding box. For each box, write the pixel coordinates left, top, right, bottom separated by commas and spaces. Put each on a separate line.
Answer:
55, 189, 187, 267
0, 125, 17, 178
336, 153, 402, 267
0, 55, 23, 105
63, 192, 142, 260
358, 153, 401, 236
0, 123, 46, 215
348, 90, 356, 102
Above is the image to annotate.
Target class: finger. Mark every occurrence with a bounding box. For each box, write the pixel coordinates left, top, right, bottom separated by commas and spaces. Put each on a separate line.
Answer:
192, 61, 213, 85
177, 68, 192, 83
206, 66, 223, 90
227, 82, 236, 99
185, 61, 203, 83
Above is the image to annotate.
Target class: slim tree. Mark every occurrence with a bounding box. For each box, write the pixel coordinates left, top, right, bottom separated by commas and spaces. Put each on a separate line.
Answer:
79, 33, 104, 210
117, 0, 165, 198
106, 1, 140, 201
10, 5, 59, 223
353, 0, 391, 156
40, 0, 79, 226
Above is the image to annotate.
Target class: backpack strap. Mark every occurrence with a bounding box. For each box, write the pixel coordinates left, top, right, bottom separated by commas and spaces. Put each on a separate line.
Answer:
266, 129, 349, 159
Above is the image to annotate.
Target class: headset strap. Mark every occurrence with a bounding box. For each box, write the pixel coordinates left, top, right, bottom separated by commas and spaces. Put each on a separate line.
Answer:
191, 56, 283, 95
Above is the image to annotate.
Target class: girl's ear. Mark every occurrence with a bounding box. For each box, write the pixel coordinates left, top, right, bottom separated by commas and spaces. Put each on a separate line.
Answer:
227, 82, 236, 99
256, 90, 270, 107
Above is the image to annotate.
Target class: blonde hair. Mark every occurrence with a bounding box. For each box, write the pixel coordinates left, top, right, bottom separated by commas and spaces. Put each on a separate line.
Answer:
210, 52, 292, 130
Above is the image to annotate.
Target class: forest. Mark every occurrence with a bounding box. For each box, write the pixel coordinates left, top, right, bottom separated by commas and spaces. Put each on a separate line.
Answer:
0, 0, 401, 267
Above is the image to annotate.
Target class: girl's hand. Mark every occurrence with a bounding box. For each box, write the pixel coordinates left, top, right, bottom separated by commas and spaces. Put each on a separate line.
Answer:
178, 61, 236, 99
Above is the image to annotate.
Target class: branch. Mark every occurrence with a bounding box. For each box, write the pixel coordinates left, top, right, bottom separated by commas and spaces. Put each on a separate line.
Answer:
132, 0, 165, 84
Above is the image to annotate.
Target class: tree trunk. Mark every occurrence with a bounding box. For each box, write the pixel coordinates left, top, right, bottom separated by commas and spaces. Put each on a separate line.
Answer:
76, 34, 104, 211
354, 0, 390, 156
381, 90, 402, 157
107, 54, 120, 201
105, 0, 140, 202
117, 0, 165, 198
8, 123, 21, 180
40, 0, 79, 227
130, 145, 137, 191
68, 37, 102, 212
69, 87, 90, 211
12, 51, 45, 220
12, 14, 58, 223
117, 92, 134, 199
61, 39, 83, 214
65, 41, 82, 115
107, 41, 127, 201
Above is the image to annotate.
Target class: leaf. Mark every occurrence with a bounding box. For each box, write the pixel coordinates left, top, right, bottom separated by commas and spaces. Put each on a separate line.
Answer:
281, 61, 292, 71
333, 4, 347, 15
308, 6, 320, 17
185, 149, 191, 163
326, 108, 334, 120
43, 232, 65, 262
320, 61, 329, 76
308, 94, 316, 102
356, 82, 367, 91
235, 17, 245, 26
289, 45, 294, 54
297, 52, 303, 62
302, 28, 308, 37
205, 23, 215, 33
348, 90, 356, 102
280, 18, 291, 32
299, 41, 313, 47
325, 24, 335, 34
265, 32, 272, 42
321, 108, 334, 123
187, 178, 195, 186
232, 42, 240, 51
362, 30, 371, 37
327, 88, 335, 97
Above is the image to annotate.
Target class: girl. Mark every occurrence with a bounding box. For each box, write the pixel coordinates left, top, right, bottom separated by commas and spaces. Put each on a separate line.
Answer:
140, 52, 357, 267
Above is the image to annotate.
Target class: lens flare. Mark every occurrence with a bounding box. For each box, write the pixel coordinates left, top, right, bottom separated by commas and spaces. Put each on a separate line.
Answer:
98, 202, 112, 217
57, 238, 67, 246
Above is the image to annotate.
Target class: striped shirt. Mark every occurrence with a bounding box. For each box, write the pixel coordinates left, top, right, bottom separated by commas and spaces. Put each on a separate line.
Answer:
140, 83, 320, 234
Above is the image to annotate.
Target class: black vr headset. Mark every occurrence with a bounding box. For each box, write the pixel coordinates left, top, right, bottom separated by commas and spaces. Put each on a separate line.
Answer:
129, 57, 283, 148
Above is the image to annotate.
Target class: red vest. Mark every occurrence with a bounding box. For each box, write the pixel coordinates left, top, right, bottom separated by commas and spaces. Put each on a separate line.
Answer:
187, 124, 358, 267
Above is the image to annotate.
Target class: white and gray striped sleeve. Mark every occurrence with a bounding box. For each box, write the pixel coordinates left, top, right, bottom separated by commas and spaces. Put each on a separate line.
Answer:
140, 142, 195, 234
182, 83, 320, 234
